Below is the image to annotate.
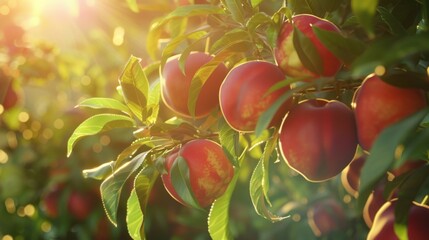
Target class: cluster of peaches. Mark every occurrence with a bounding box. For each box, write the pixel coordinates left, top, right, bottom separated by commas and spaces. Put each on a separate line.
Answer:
158, 14, 428, 239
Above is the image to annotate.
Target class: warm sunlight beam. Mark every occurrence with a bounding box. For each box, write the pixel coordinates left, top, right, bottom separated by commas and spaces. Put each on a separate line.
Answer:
31, 0, 80, 18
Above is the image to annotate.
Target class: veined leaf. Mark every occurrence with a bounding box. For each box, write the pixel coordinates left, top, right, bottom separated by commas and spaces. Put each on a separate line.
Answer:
222, 0, 245, 23
246, 12, 272, 32
144, 81, 161, 125
218, 119, 240, 167
101, 151, 150, 226
82, 161, 114, 180
146, 5, 224, 59
187, 57, 225, 118
249, 157, 288, 222
161, 30, 209, 73
115, 138, 157, 168
170, 156, 203, 210
208, 172, 239, 240
293, 26, 323, 75
210, 29, 250, 54
313, 27, 366, 66
154, 5, 224, 30
77, 97, 131, 116
119, 56, 150, 122
377, 6, 407, 36
178, 35, 210, 73
358, 108, 429, 210
127, 190, 144, 240
67, 114, 134, 157
351, 0, 379, 36
126, 166, 159, 240
261, 132, 279, 205
188, 42, 251, 117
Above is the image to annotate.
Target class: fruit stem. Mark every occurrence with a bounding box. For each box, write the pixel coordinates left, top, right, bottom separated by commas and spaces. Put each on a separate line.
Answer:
293, 79, 361, 97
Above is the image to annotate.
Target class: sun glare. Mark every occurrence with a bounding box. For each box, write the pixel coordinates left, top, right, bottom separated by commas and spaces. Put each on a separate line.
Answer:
31, 0, 80, 17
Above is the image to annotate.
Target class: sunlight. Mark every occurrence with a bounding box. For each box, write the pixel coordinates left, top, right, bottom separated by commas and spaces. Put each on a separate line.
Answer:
31, 0, 80, 17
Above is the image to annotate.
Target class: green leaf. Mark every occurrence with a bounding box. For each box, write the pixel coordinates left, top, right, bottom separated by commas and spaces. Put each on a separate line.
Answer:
250, 0, 263, 8
380, 69, 429, 91
82, 161, 114, 180
67, 114, 134, 157
351, 0, 379, 36
188, 64, 216, 118
246, 12, 272, 32
210, 29, 250, 54
188, 46, 249, 117
154, 5, 224, 30
178, 35, 209, 73
393, 165, 429, 240
313, 27, 366, 66
126, 0, 139, 12
351, 33, 429, 78
146, 22, 163, 60
261, 132, 278, 206
115, 138, 156, 168
161, 30, 208, 73
119, 56, 150, 122
399, 128, 429, 166
293, 26, 324, 75
208, 173, 239, 240
144, 81, 161, 125
170, 156, 203, 210
77, 97, 131, 116
101, 151, 150, 226
255, 81, 317, 136
358, 108, 429, 210
127, 190, 144, 240
377, 6, 407, 36
249, 157, 288, 222
222, 0, 245, 23
127, 166, 159, 240
218, 118, 240, 167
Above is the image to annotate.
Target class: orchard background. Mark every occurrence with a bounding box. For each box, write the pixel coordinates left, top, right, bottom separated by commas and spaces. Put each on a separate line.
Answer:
1, 0, 429, 239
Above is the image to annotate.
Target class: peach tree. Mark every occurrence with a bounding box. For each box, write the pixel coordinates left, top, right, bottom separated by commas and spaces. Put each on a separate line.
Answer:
67, 0, 429, 239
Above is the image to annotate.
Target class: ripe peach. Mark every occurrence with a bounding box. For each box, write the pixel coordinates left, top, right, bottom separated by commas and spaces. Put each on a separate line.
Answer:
307, 198, 346, 237
0, 79, 18, 110
275, 14, 342, 80
353, 74, 427, 151
40, 184, 64, 218
388, 160, 426, 178
161, 52, 228, 118
161, 139, 234, 208
363, 184, 389, 228
67, 190, 96, 220
367, 200, 429, 240
219, 61, 292, 132
279, 99, 358, 182
341, 155, 366, 198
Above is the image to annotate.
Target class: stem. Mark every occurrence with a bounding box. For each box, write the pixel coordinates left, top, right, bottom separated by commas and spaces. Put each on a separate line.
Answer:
293, 79, 362, 97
